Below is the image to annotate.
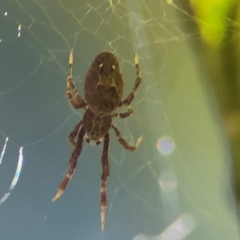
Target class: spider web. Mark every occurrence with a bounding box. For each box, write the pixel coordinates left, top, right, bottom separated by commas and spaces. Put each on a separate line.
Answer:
0, 0, 238, 239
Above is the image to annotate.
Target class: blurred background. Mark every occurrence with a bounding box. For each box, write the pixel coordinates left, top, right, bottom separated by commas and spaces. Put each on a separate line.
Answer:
0, 0, 240, 239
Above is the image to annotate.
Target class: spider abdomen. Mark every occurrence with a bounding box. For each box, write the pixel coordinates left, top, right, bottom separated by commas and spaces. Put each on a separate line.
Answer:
84, 52, 124, 116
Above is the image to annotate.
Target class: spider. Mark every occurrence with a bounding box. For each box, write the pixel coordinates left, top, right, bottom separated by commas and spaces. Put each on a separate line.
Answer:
52, 51, 142, 231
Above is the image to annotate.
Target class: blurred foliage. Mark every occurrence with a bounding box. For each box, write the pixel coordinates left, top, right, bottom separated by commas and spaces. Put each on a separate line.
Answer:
191, 0, 237, 46
191, 0, 236, 46
189, 0, 240, 206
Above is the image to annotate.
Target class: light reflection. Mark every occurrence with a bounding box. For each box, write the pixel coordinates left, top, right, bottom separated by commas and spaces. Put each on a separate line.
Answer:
0, 137, 8, 164
159, 173, 177, 192
156, 136, 175, 155
158, 213, 196, 240
18, 24, 21, 37
9, 147, 23, 190
0, 146, 24, 204
133, 213, 196, 240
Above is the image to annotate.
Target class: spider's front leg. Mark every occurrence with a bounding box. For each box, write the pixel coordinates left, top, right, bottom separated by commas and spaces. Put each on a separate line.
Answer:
67, 52, 87, 110
68, 120, 83, 147
119, 53, 141, 107
52, 127, 85, 201
100, 133, 110, 232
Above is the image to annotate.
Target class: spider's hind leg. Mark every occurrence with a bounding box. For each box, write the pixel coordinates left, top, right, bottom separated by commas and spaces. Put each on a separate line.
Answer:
119, 53, 141, 107
66, 52, 87, 110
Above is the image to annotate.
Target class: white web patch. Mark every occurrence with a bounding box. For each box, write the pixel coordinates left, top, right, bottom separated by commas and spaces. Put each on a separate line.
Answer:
0, 0, 237, 240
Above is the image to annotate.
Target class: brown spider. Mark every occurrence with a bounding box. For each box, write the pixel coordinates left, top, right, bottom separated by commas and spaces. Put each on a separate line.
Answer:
52, 51, 142, 231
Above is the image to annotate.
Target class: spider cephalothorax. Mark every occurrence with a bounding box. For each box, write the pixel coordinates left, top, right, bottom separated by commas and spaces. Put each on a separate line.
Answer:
52, 51, 142, 232
83, 108, 112, 144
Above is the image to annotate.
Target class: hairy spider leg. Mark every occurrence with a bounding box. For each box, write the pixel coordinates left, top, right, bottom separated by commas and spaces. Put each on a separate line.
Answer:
52, 127, 85, 202
120, 52, 141, 107
66, 52, 87, 110
112, 106, 133, 119
68, 120, 83, 147
100, 133, 110, 232
111, 124, 143, 151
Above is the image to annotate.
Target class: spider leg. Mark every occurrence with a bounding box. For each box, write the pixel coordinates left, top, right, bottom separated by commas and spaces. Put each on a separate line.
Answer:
119, 53, 141, 107
66, 52, 87, 110
100, 133, 110, 232
111, 124, 143, 151
52, 127, 85, 202
68, 120, 83, 147
112, 106, 133, 119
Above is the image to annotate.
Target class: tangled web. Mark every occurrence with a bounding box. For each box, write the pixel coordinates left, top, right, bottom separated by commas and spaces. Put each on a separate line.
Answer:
0, 0, 237, 240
